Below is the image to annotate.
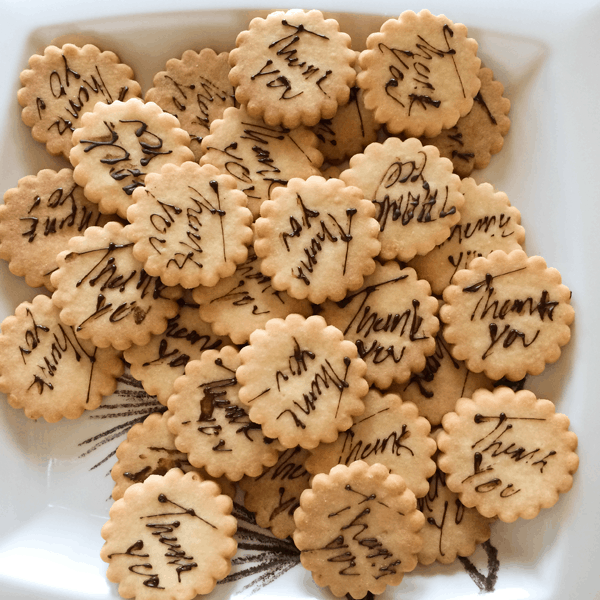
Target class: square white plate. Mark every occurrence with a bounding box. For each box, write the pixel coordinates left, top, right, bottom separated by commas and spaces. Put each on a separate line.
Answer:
1, 1, 599, 599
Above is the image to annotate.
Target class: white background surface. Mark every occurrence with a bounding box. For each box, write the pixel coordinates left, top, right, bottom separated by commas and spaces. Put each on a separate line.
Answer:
0, 1, 599, 599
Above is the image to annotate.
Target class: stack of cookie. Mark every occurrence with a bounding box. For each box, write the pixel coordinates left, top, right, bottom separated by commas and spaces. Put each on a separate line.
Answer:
0, 8, 578, 600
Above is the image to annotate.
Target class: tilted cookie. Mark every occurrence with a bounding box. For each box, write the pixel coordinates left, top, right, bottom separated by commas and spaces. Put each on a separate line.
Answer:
101, 469, 237, 600
293, 461, 424, 598
200, 105, 323, 219
126, 162, 253, 288
193, 246, 312, 345
18, 43, 141, 158
237, 314, 369, 449
340, 136, 464, 262
0, 168, 114, 291
357, 10, 481, 137
255, 176, 381, 304
69, 98, 194, 218
145, 48, 235, 161
0, 295, 123, 422
440, 249, 574, 381
167, 346, 280, 481
51, 221, 182, 351
320, 262, 439, 389
437, 387, 579, 522
229, 9, 356, 129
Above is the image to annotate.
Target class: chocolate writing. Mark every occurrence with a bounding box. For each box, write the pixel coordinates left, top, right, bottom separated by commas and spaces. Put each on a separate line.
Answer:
123, 448, 192, 483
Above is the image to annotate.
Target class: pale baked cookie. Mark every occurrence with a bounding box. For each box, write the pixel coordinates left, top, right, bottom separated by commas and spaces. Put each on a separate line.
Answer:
200, 105, 323, 219
440, 249, 574, 381
340, 136, 464, 262
69, 98, 194, 219
306, 389, 436, 498
123, 295, 231, 406
237, 314, 368, 449
193, 246, 312, 345
357, 10, 481, 137
101, 469, 237, 600
0, 168, 114, 291
409, 178, 525, 295
0, 295, 123, 422
421, 67, 511, 177
437, 387, 579, 522
255, 176, 381, 304
126, 162, 253, 288
18, 43, 141, 158
51, 221, 182, 351
229, 9, 356, 129
293, 461, 424, 598
167, 346, 279, 481
145, 48, 235, 161
320, 262, 439, 389
239, 446, 311, 539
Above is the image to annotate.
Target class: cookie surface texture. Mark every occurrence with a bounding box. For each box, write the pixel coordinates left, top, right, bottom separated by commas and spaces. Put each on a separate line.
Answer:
437, 387, 579, 522
293, 461, 424, 598
229, 9, 356, 128
237, 314, 369, 449
101, 469, 237, 600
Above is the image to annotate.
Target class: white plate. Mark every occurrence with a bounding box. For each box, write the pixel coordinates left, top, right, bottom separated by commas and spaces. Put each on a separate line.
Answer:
1, 1, 599, 599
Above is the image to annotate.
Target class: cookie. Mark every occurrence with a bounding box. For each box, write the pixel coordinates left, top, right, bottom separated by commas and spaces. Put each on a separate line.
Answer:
293, 461, 424, 598
340, 136, 464, 262
0, 168, 114, 291
440, 249, 574, 381
237, 314, 369, 449
320, 262, 439, 389
357, 10, 481, 137
200, 104, 323, 219
254, 176, 381, 304
69, 97, 194, 219
18, 43, 141, 158
0, 294, 123, 422
437, 387, 579, 522
125, 161, 253, 288
167, 346, 280, 481
101, 469, 237, 600
229, 9, 356, 129
409, 178, 525, 295
51, 221, 182, 351
145, 48, 235, 162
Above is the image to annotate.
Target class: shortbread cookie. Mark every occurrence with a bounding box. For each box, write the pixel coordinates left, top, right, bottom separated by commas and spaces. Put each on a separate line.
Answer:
18, 43, 141, 158
320, 262, 439, 388
69, 98, 194, 218
409, 178, 525, 295
421, 68, 511, 177
229, 9, 356, 129
306, 389, 436, 497
255, 176, 381, 304
239, 446, 311, 539
193, 246, 312, 345
437, 387, 579, 522
167, 346, 280, 481
0, 295, 123, 422
111, 410, 235, 501
293, 461, 424, 598
145, 48, 235, 161
51, 221, 182, 351
0, 168, 113, 291
200, 105, 323, 219
440, 249, 574, 381
126, 162, 253, 288
124, 295, 231, 406
340, 136, 464, 262
357, 10, 481, 137
237, 314, 368, 449
101, 469, 237, 600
